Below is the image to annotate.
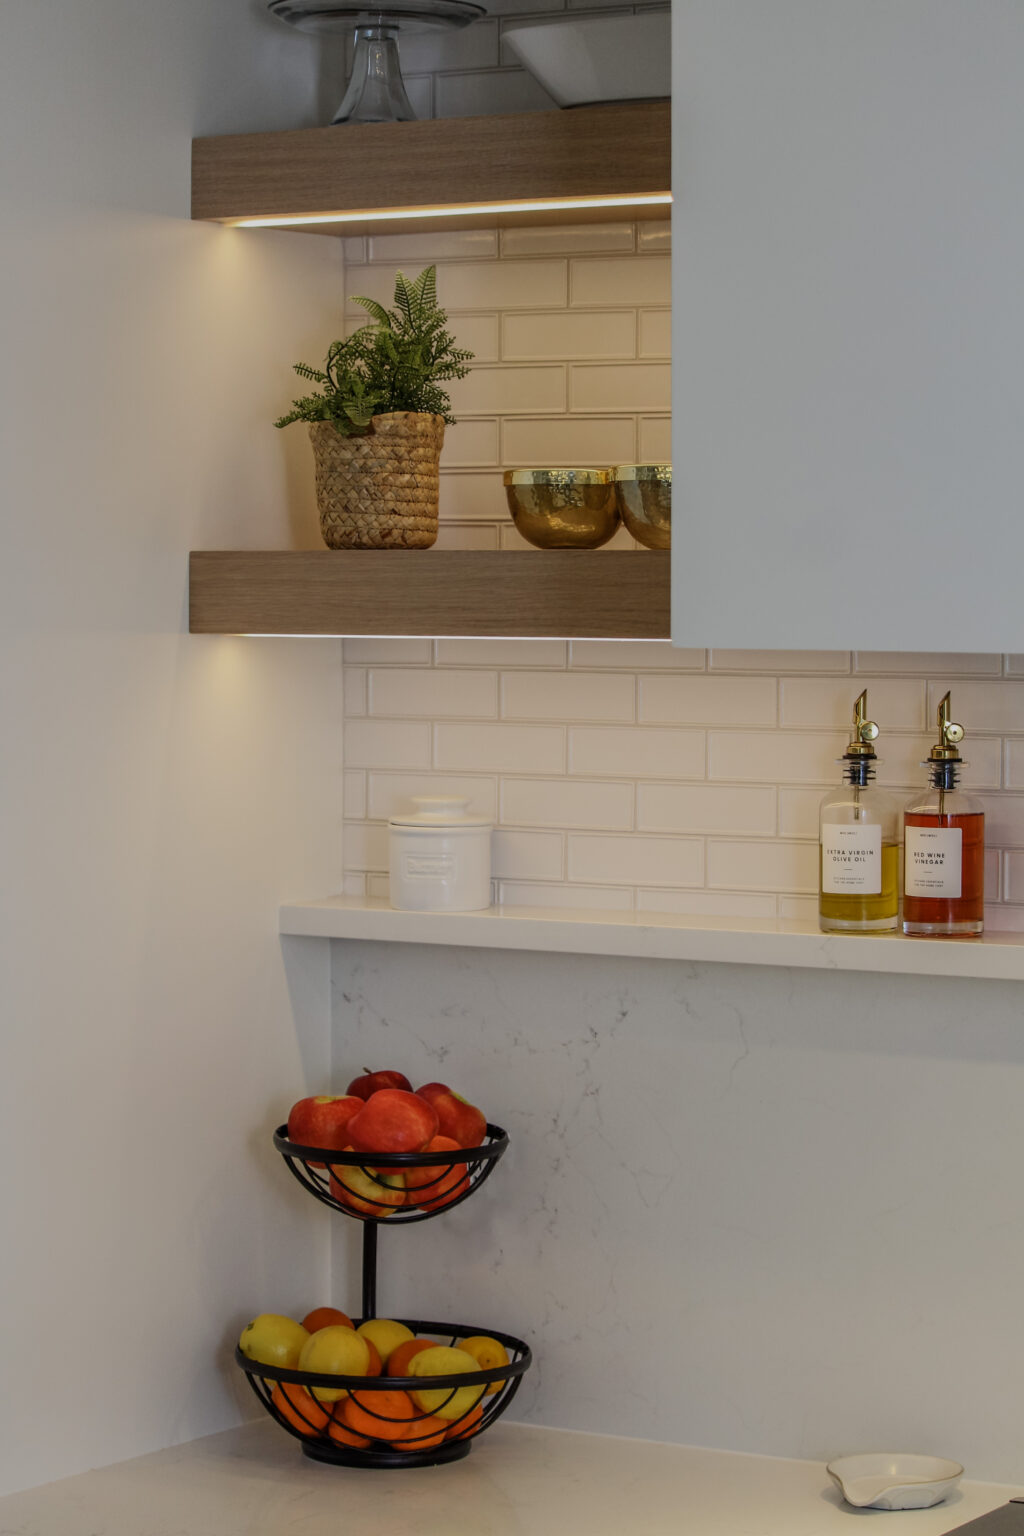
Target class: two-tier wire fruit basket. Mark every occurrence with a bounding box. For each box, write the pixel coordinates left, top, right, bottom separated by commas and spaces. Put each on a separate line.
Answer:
235, 1121, 532, 1467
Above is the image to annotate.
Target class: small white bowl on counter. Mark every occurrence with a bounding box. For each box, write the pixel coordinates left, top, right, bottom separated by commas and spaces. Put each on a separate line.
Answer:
827, 1453, 965, 1510
503, 12, 670, 108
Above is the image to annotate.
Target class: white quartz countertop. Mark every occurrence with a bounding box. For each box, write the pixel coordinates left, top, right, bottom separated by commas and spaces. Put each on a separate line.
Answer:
279, 894, 1024, 982
1, 1421, 1021, 1536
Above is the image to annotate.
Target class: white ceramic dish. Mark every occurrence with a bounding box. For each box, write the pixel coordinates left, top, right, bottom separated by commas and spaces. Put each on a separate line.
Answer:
503, 12, 670, 109
827, 1454, 965, 1510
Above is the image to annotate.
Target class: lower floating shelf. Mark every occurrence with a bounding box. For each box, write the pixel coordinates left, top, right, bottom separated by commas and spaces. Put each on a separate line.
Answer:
279, 895, 1024, 983
188, 550, 670, 639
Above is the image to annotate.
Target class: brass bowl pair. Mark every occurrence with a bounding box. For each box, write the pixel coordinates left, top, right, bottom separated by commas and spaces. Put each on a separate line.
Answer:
504, 466, 671, 550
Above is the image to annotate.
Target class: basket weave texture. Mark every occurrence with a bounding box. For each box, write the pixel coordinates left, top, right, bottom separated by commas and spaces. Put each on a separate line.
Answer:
309, 413, 445, 550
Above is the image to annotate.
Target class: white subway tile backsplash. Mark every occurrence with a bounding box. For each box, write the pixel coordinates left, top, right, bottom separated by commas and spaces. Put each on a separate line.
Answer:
710, 650, 850, 674
501, 775, 634, 830
975, 795, 1024, 848
367, 771, 498, 822
638, 309, 671, 358
345, 638, 432, 665
638, 783, 776, 837
492, 828, 565, 880
641, 675, 777, 727
440, 419, 500, 467
435, 259, 569, 312
778, 787, 824, 840
874, 734, 1002, 790
569, 725, 705, 779
1006, 656, 1024, 676
855, 651, 1003, 676
1005, 739, 1024, 788
637, 220, 671, 252
986, 848, 1001, 902
447, 313, 502, 363
438, 473, 505, 521
780, 677, 926, 730
433, 521, 500, 550
502, 669, 635, 722
569, 362, 671, 412
344, 770, 367, 821
436, 638, 567, 668
448, 364, 566, 416
344, 668, 367, 716
637, 888, 777, 918
498, 880, 634, 912
778, 895, 819, 921
568, 833, 704, 888
707, 839, 818, 894
709, 731, 845, 784
369, 668, 497, 718
571, 255, 671, 307
434, 721, 565, 773
500, 224, 635, 257
365, 229, 498, 264
502, 414, 636, 466
346, 720, 432, 770
343, 821, 390, 871
637, 417, 672, 461
502, 309, 636, 361
569, 640, 704, 670
927, 680, 1024, 733
397, 20, 500, 73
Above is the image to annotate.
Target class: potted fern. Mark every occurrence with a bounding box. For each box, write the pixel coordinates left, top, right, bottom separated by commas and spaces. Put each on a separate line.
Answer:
276, 266, 472, 550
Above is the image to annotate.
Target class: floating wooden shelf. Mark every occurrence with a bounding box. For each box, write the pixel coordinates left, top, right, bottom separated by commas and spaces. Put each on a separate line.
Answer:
188, 550, 670, 639
191, 102, 671, 235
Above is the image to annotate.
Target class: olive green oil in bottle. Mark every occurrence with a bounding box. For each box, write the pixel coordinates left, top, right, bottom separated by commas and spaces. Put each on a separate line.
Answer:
818, 691, 899, 932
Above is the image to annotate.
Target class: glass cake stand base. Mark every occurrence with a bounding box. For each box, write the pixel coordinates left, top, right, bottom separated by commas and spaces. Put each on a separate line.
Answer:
269, 0, 486, 124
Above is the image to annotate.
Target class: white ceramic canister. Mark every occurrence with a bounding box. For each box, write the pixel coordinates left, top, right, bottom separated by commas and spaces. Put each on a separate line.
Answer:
388, 796, 493, 912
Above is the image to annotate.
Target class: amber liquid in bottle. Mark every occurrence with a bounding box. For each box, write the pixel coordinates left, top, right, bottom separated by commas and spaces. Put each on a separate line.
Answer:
903, 762, 984, 936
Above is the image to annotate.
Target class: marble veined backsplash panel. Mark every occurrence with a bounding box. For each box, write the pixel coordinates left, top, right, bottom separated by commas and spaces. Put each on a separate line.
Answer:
329, 940, 1024, 1482
342, 641, 1024, 928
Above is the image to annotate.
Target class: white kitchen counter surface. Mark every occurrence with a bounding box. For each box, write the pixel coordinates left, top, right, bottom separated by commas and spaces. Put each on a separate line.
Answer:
0, 1421, 1020, 1536
280, 894, 1024, 982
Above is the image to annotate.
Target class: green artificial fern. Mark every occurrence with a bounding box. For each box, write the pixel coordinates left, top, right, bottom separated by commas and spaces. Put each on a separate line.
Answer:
274, 265, 473, 437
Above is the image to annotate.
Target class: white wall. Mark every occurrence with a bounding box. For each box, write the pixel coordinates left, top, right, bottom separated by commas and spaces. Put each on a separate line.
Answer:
0, 2, 346, 1497
331, 940, 1024, 1485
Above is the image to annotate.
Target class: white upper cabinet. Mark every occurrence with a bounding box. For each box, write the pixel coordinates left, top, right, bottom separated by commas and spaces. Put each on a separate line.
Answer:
670, 1, 1024, 650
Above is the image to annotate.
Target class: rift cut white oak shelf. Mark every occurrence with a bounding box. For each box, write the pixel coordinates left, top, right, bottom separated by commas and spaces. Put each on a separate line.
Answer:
191, 101, 671, 236
188, 550, 670, 639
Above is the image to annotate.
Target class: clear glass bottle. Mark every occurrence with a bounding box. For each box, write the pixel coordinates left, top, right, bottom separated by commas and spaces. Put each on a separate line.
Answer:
903, 692, 984, 937
819, 690, 899, 932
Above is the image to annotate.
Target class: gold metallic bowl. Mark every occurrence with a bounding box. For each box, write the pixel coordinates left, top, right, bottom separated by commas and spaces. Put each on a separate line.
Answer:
504, 469, 620, 549
613, 463, 672, 550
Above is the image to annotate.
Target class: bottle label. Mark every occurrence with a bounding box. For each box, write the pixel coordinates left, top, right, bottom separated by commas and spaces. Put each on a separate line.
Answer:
821, 824, 882, 893
905, 826, 962, 899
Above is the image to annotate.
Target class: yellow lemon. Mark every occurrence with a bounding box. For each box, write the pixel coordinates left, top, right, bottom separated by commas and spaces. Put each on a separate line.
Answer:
299, 1324, 371, 1402
238, 1314, 309, 1370
357, 1318, 415, 1365
459, 1335, 510, 1394
407, 1345, 485, 1421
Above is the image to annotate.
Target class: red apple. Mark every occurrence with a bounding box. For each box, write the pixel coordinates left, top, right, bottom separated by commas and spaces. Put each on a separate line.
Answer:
347, 1069, 413, 1101
328, 1160, 406, 1217
403, 1136, 472, 1212
287, 1095, 364, 1168
347, 1089, 438, 1155
417, 1088, 487, 1149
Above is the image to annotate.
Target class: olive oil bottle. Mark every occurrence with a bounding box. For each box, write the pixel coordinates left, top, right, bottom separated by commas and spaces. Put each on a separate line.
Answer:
819, 691, 899, 932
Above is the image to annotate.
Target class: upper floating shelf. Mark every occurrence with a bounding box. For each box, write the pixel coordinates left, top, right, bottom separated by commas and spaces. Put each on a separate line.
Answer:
191, 102, 671, 236
188, 550, 670, 638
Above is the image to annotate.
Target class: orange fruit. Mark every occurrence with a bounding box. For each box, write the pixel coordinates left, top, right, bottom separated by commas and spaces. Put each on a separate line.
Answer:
270, 1382, 330, 1438
396, 1413, 449, 1450
342, 1389, 416, 1442
327, 1416, 371, 1450
386, 1338, 434, 1376
445, 1401, 485, 1440
301, 1307, 353, 1333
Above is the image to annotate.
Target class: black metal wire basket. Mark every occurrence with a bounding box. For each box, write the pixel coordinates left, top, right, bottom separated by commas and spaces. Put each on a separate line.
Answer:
236, 1318, 531, 1468
274, 1121, 508, 1224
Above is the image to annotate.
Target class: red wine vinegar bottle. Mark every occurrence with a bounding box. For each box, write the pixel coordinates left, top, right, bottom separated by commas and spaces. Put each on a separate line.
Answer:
903, 693, 984, 937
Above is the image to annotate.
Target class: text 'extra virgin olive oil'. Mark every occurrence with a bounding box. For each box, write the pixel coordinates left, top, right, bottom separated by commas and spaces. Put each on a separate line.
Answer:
819, 691, 899, 933
903, 692, 984, 937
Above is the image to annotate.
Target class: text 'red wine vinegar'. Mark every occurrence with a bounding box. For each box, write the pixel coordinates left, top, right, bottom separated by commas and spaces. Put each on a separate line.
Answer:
903, 692, 984, 937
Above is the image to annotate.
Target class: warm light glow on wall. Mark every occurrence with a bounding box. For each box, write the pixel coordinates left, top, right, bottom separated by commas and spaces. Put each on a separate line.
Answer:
230, 193, 672, 229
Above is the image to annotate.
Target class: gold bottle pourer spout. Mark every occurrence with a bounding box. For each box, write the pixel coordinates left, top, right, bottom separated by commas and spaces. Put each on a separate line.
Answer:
929, 691, 965, 761
845, 689, 880, 757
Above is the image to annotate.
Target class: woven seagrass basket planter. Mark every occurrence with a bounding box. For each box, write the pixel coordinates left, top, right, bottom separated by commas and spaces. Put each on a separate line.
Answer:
309, 412, 445, 550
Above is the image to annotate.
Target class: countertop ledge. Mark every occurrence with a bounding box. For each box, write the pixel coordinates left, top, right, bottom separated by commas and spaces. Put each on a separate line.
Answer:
0, 1420, 1021, 1536
280, 895, 1024, 982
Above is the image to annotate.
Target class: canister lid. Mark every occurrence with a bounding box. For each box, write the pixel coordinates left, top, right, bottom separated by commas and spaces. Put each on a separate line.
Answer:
388, 795, 493, 829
